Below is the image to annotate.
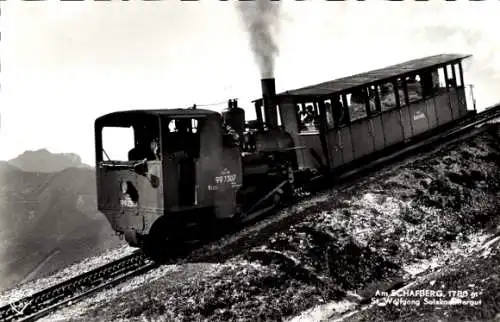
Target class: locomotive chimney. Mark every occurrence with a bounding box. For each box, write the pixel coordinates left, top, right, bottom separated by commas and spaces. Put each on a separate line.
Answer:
261, 78, 278, 128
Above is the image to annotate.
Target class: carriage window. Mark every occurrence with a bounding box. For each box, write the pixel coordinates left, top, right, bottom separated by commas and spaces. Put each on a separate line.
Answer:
406, 74, 423, 103
446, 64, 457, 87
438, 68, 447, 89
417, 68, 448, 98
298, 102, 319, 132
346, 88, 368, 121
454, 63, 463, 86
378, 82, 398, 111
367, 85, 381, 114
324, 99, 335, 129
395, 78, 407, 107
101, 126, 135, 161
332, 95, 349, 127
424, 67, 447, 95
296, 103, 303, 131
419, 70, 437, 98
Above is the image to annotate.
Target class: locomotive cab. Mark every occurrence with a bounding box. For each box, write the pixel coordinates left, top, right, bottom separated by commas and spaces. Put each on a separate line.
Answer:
95, 109, 242, 247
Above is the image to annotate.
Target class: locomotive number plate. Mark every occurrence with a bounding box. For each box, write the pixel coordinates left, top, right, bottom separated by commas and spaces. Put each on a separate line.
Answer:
215, 174, 237, 184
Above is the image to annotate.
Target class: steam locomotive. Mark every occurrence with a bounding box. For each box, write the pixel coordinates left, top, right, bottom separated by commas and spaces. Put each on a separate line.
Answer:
95, 54, 476, 257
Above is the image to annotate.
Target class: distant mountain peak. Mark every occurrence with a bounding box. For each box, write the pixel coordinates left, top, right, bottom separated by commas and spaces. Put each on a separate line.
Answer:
8, 149, 89, 173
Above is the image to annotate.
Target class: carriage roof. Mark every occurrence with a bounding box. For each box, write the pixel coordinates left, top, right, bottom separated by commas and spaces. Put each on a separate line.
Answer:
255, 53, 471, 103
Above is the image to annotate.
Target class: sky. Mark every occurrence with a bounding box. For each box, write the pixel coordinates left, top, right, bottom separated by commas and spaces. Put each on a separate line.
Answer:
1, 0, 500, 165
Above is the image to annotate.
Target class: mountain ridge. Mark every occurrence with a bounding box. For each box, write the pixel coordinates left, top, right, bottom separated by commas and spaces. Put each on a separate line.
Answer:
7, 148, 92, 173
0, 149, 122, 291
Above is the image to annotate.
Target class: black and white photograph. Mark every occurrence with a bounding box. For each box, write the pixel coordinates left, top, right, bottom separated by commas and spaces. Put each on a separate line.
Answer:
0, 0, 500, 321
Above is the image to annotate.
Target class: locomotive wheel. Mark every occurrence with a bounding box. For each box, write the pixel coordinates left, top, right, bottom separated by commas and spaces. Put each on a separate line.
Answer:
142, 233, 190, 263
141, 233, 170, 263
141, 218, 186, 263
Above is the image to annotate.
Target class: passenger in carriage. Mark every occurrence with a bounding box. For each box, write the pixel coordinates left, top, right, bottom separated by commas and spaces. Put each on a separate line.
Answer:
406, 75, 423, 102
379, 83, 398, 110
332, 98, 347, 127
367, 87, 379, 114
300, 105, 316, 126
298, 104, 319, 131
349, 89, 369, 120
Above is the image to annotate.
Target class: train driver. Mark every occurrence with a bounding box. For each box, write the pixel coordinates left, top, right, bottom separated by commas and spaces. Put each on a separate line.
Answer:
150, 139, 160, 160
128, 131, 160, 161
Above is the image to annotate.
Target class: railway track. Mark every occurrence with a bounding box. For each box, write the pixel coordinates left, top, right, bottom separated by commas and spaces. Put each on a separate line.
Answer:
0, 252, 157, 322
2, 105, 500, 322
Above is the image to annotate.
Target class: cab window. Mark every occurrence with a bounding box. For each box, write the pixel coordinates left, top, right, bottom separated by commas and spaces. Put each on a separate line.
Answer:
100, 116, 161, 162
163, 118, 201, 158
101, 126, 134, 161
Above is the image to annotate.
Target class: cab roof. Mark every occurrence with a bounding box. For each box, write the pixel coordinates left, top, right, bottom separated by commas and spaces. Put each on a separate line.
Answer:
95, 108, 219, 127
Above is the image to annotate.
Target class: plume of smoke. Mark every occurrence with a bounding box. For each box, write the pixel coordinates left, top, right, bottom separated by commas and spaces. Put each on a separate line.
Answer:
235, 0, 282, 79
